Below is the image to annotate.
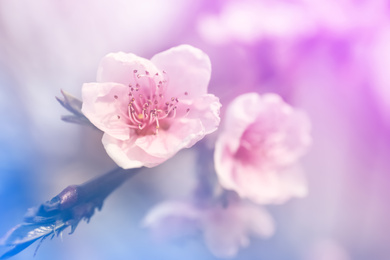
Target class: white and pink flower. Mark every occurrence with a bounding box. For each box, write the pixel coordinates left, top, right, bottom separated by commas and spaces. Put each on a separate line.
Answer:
214, 93, 311, 204
143, 200, 274, 258
82, 45, 221, 168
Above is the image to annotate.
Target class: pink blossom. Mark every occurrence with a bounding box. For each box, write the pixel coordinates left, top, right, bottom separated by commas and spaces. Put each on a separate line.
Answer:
143, 200, 274, 258
82, 45, 221, 168
214, 93, 311, 204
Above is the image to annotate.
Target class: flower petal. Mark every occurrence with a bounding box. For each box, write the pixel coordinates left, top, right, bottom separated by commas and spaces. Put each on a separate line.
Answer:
230, 161, 307, 204
142, 201, 200, 241
102, 134, 165, 168
202, 205, 248, 258
214, 133, 237, 191
183, 94, 221, 135
240, 203, 275, 238
151, 45, 211, 99
201, 203, 274, 258
82, 82, 132, 140
97, 52, 161, 85
222, 92, 263, 152
135, 118, 205, 159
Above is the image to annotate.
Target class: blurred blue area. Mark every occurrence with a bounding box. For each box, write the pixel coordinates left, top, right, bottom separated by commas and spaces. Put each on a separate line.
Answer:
0, 70, 35, 258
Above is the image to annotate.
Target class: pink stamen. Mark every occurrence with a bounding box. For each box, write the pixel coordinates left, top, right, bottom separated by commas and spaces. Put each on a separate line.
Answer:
119, 70, 185, 135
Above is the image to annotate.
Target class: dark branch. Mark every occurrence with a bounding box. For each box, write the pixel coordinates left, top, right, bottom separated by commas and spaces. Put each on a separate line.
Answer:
0, 167, 139, 259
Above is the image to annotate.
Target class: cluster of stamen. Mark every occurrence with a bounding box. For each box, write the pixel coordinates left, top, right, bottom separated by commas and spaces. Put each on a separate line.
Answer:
112, 70, 189, 135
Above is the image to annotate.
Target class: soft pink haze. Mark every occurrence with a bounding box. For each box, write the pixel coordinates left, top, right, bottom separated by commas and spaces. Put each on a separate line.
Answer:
214, 93, 311, 204
143, 200, 274, 258
82, 45, 221, 168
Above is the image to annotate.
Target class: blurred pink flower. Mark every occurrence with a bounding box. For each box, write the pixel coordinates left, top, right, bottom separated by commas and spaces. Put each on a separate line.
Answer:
82, 45, 221, 168
214, 93, 311, 204
143, 200, 274, 258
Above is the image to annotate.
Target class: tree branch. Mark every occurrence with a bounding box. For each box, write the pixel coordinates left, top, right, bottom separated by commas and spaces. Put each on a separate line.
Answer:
0, 167, 139, 259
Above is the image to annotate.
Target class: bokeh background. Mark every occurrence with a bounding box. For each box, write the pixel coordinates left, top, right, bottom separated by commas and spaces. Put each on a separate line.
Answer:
1, 0, 390, 259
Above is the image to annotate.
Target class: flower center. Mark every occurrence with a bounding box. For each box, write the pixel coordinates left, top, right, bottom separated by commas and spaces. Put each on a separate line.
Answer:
113, 70, 189, 136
